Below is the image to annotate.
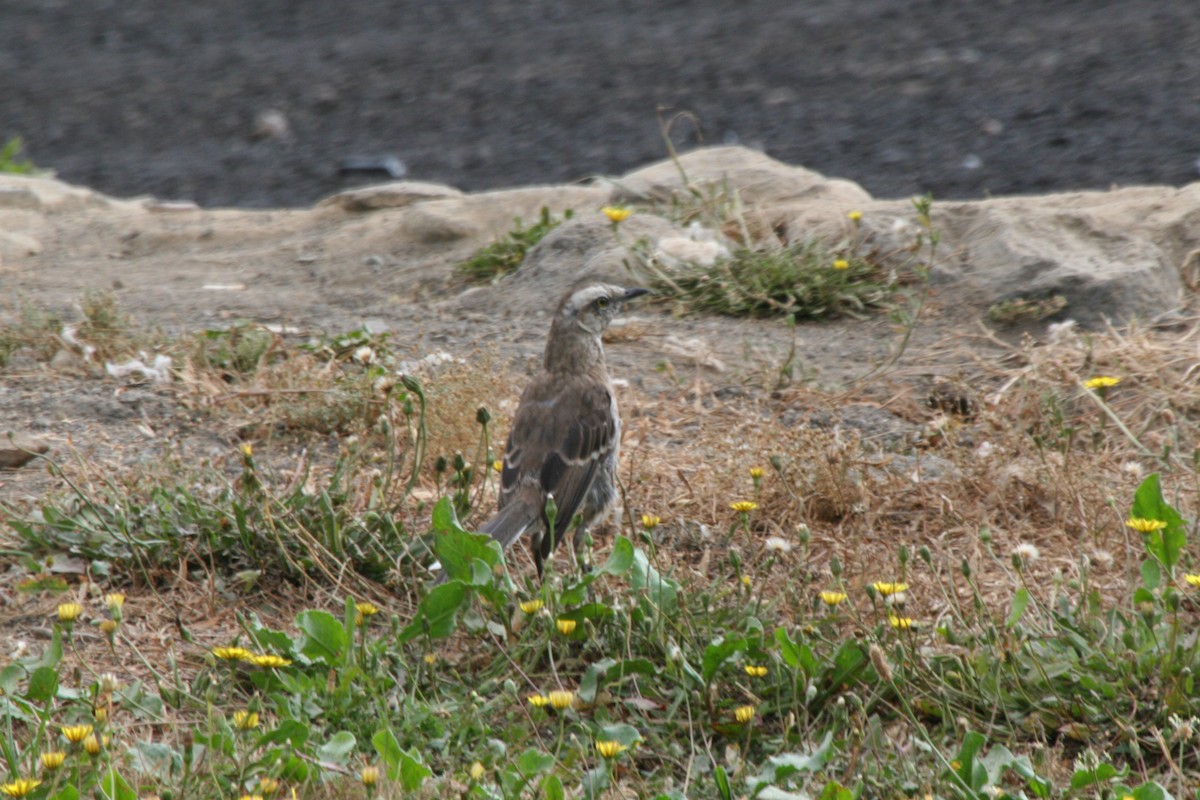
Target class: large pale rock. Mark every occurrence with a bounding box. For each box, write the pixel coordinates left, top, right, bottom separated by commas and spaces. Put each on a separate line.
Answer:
451, 212, 680, 314
318, 180, 464, 211
0, 174, 126, 212
397, 185, 609, 244
608, 145, 873, 209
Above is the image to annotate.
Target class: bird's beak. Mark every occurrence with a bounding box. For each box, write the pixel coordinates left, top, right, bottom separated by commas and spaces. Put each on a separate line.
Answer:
622, 287, 652, 301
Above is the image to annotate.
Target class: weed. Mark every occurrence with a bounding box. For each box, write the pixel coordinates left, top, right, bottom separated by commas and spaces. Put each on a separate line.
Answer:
457, 206, 573, 282
0, 136, 36, 174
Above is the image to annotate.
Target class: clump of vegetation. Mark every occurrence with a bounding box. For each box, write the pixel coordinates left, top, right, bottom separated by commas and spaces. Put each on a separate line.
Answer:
0, 136, 37, 174
988, 294, 1069, 324
457, 206, 572, 282
662, 239, 893, 321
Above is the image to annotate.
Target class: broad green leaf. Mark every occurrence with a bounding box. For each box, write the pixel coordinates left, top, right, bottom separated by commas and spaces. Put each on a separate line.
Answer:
316, 731, 356, 765
597, 536, 634, 575
631, 549, 679, 614
258, 719, 309, 748
542, 775, 565, 800
398, 581, 469, 642
1069, 762, 1123, 789
372, 729, 404, 781
817, 782, 853, 800
0, 664, 22, 695
1131, 781, 1173, 800
954, 731, 987, 791
713, 765, 733, 800
1130, 474, 1187, 572
593, 723, 643, 747
516, 748, 556, 776
582, 765, 611, 800
26, 665, 58, 702
702, 636, 748, 683
398, 749, 432, 792
295, 610, 348, 663
751, 732, 833, 788
49, 785, 79, 800
98, 767, 137, 800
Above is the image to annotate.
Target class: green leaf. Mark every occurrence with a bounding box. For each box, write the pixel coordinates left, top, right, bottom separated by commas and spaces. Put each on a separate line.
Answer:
126, 742, 183, 780
775, 628, 816, 674
398, 749, 432, 792
25, 665, 58, 702
98, 767, 137, 800
817, 782, 853, 800
597, 536, 634, 575
594, 723, 643, 748
398, 581, 469, 642
431, 499, 505, 584
1006, 588, 1030, 628
372, 729, 404, 781
713, 765, 733, 800
1130, 474, 1187, 572
1070, 762, 1123, 789
751, 733, 834, 789
258, 719, 309, 748
631, 548, 679, 614
0, 665, 22, 695
316, 732, 356, 765
295, 610, 348, 663
1130, 780, 1173, 800
516, 748, 556, 776
702, 636, 748, 683
582, 765, 611, 800
49, 786, 80, 800
542, 775, 565, 800
953, 731, 987, 791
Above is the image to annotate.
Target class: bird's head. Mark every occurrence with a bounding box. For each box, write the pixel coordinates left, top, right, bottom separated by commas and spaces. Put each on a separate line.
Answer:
557, 283, 651, 336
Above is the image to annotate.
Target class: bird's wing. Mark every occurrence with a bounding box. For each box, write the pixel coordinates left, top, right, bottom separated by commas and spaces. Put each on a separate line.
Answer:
500, 374, 616, 555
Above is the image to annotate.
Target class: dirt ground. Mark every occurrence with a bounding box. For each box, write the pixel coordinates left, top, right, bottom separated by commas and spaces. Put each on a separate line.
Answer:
4, 2, 1200, 208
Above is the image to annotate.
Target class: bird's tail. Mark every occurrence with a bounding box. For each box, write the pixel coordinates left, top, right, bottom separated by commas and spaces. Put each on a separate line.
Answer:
481, 499, 540, 550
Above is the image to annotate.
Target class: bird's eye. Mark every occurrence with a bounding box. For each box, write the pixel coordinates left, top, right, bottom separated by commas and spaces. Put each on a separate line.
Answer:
595, 296, 609, 309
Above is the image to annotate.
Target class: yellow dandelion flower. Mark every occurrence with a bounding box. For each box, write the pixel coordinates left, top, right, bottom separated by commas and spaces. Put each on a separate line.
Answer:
595, 740, 627, 759
547, 690, 575, 710
93, 706, 108, 724
99, 619, 119, 636
57, 603, 83, 623
492, 459, 503, 473
1125, 517, 1167, 533
246, 654, 291, 668
61, 725, 93, 744
889, 616, 915, 630
355, 601, 379, 617
241, 443, 254, 457
104, 593, 125, 611
360, 766, 379, 787
1084, 376, 1121, 390
519, 599, 544, 615
730, 501, 757, 513
527, 694, 549, 708
469, 762, 486, 781
744, 665, 768, 678
602, 206, 632, 224
40, 752, 66, 771
740, 575, 752, 588
641, 514, 661, 529
749, 467, 764, 479
848, 210, 863, 222
833, 259, 850, 270
212, 646, 252, 661
734, 705, 756, 724
1184, 574, 1200, 588
258, 778, 280, 795
83, 734, 102, 756
423, 653, 436, 665
239, 795, 264, 800
872, 582, 909, 596
233, 710, 260, 730
819, 590, 848, 606
0, 779, 41, 798
556, 618, 577, 635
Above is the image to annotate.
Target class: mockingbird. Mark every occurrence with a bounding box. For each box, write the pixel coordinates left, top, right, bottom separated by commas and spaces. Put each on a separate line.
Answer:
436, 282, 649, 582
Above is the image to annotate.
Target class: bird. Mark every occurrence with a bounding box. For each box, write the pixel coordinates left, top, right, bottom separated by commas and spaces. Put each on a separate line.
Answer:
436, 282, 649, 582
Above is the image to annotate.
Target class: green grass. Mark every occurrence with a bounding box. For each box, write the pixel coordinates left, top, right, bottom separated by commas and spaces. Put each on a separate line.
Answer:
0, 136, 37, 175
457, 207, 573, 282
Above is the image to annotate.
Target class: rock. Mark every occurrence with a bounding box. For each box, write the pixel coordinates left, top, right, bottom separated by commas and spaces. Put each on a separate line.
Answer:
0, 175, 122, 212
318, 180, 464, 211
0, 230, 42, 259
399, 185, 608, 244
0, 432, 50, 469
451, 211, 680, 313
608, 145, 873, 209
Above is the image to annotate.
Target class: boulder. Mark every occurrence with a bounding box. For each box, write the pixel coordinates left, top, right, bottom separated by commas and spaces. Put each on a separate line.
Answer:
318, 180, 464, 211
